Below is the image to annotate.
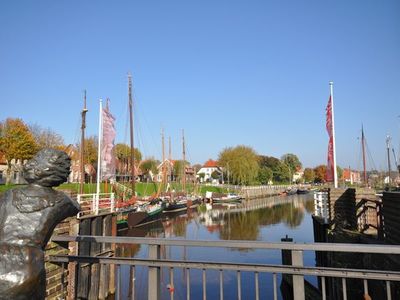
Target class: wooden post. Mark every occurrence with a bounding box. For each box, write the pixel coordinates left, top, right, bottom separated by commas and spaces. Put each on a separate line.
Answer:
148, 244, 161, 300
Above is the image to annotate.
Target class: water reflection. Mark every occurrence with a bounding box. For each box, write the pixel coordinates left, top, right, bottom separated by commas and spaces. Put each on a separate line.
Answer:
116, 194, 315, 300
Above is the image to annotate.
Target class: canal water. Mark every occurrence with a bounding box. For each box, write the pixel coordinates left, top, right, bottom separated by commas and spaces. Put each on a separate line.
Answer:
117, 193, 316, 299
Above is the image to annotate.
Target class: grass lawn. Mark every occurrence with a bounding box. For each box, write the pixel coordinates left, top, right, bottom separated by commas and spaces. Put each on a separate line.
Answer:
0, 182, 229, 197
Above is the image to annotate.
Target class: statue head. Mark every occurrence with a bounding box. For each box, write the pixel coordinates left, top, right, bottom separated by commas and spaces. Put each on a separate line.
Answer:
23, 149, 71, 187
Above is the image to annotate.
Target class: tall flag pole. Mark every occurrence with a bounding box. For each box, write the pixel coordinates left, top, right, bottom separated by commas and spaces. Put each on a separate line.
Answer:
326, 81, 338, 188
95, 99, 103, 214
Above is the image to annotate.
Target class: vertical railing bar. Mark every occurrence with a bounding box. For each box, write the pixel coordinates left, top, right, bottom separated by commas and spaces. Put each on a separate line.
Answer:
386, 281, 392, 300
186, 268, 190, 300
116, 264, 121, 300
273, 273, 278, 300
130, 266, 135, 300
203, 269, 206, 300
237, 271, 241, 300
363, 279, 368, 296
342, 278, 347, 300
219, 270, 224, 300
170, 267, 174, 300
255, 272, 259, 300
321, 276, 326, 300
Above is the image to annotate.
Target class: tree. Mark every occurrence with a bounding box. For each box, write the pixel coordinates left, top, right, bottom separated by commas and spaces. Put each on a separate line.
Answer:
0, 118, 38, 183
114, 143, 142, 174
140, 158, 158, 181
76, 136, 98, 165
281, 153, 302, 174
173, 160, 189, 181
258, 167, 273, 185
211, 170, 221, 180
273, 163, 291, 183
258, 155, 281, 171
336, 166, 343, 181
218, 145, 259, 185
303, 168, 315, 183
314, 165, 327, 183
28, 123, 64, 150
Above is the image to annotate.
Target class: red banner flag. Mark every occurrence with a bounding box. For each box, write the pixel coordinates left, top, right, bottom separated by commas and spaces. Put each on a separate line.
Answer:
326, 95, 334, 182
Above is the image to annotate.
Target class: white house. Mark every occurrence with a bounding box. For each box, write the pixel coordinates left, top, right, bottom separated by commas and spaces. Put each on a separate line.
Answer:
196, 159, 222, 184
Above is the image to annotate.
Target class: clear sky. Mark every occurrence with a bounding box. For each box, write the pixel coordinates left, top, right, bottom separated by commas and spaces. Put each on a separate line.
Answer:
1, 1, 399, 170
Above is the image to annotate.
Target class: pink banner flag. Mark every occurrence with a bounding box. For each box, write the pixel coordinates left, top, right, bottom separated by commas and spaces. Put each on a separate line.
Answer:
101, 105, 116, 180
326, 95, 334, 182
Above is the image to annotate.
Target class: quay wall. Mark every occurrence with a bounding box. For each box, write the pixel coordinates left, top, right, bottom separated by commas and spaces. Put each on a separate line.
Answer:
240, 184, 311, 199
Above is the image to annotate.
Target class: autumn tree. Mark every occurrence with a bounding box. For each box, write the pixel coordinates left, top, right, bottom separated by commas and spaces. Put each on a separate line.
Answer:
28, 123, 64, 150
218, 145, 259, 185
303, 168, 315, 183
0, 118, 38, 183
75, 136, 98, 165
314, 165, 327, 183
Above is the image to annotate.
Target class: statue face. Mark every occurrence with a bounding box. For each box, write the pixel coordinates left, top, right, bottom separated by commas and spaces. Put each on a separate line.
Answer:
23, 149, 71, 187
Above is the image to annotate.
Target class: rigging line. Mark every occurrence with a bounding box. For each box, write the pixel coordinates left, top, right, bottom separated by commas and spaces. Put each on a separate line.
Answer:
356, 137, 362, 172
365, 138, 378, 171
132, 86, 162, 160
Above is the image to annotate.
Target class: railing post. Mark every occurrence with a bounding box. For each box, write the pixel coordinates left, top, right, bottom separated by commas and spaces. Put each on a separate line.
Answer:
292, 250, 305, 300
148, 244, 161, 300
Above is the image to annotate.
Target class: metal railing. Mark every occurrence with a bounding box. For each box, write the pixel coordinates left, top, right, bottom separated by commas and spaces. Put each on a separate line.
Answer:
50, 235, 400, 300
77, 193, 115, 217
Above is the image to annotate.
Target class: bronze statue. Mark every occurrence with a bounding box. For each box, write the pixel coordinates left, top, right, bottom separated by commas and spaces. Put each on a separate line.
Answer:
0, 149, 80, 299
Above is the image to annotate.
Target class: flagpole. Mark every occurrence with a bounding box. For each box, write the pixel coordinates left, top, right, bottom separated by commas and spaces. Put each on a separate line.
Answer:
95, 99, 103, 214
330, 81, 338, 188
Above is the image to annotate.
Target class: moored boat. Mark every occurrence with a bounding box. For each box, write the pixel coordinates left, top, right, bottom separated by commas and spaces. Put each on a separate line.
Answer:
212, 193, 243, 203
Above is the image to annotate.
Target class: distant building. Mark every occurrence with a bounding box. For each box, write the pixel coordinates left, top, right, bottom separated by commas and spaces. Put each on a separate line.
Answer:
342, 168, 361, 184
196, 159, 222, 184
292, 167, 304, 183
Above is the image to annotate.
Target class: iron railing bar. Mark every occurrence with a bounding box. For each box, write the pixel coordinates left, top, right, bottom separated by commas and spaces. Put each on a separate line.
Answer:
255, 272, 259, 300
129, 266, 135, 300
363, 279, 368, 296
273, 273, 277, 300
219, 270, 223, 300
321, 276, 326, 300
186, 268, 190, 300
49, 255, 400, 281
237, 271, 241, 300
342, 278, 347, 300
203, 269, 206, 300
386, 281, 391, 300
51, 235, 400, 254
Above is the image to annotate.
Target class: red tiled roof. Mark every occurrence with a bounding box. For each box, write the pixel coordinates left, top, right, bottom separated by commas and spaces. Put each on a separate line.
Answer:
203, 159, 218, 168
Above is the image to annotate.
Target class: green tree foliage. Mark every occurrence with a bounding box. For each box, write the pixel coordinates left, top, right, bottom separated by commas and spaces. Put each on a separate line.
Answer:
75, 136, 98, 165
303, 168, 315, 183
257, 167, 273, 184
114, 143, 142, 162
28, 123, 64, 150
218, 145, 259, 185
140, 158, 158, 180
314, 165, 327, 183
258, 155, 281, 170
173, 160, 189, 180
336, 166, 343, 181
211, 170, 221, 180
281, 153, 302, 174
273, 163, 291, 183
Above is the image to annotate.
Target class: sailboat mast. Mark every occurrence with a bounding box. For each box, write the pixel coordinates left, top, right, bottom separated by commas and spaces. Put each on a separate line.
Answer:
361, 125, 367, 185
182, 129, 186, 192
128, 73, 135, 196
80, 90, 88, 194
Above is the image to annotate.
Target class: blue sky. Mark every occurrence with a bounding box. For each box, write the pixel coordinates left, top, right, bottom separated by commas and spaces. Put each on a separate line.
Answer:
1, 1, 399, 170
